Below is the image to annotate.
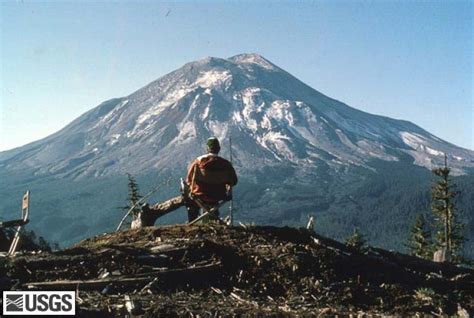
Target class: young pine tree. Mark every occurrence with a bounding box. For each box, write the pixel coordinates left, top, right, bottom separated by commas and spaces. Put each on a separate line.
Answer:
406, 214, 432, 259
345, 228, 368, 253
431, 154, 465, 263
122, 173, 143, 219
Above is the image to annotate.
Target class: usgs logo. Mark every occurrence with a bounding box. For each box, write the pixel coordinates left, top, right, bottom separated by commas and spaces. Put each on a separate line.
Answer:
2, 291, 75, 315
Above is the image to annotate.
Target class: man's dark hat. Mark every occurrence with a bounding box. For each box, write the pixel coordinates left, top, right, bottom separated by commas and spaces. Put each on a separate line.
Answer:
207, 137, 220, 152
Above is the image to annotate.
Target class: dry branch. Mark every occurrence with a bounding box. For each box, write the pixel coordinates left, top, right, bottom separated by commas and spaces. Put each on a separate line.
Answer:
26, 261, 222, 290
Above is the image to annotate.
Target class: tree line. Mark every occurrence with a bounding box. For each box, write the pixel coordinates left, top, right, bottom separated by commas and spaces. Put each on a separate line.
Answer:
346, 154, 469, 265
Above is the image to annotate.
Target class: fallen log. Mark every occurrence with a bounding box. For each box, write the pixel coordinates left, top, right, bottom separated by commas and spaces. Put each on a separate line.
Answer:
27, 276, 152, 291
25, 261, 222, 290
11, 253, 105, 270
370, 247, 474, 277
134, 195, 186, 228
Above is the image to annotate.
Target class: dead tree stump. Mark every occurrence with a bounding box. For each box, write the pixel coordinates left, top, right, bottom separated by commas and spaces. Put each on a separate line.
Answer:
133, 195, 186, 228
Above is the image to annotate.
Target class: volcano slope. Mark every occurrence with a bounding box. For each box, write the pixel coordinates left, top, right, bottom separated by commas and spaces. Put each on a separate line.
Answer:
1, 224, 473, 316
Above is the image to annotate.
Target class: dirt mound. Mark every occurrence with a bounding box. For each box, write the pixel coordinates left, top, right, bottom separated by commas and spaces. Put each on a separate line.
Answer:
1, 224, 473, 316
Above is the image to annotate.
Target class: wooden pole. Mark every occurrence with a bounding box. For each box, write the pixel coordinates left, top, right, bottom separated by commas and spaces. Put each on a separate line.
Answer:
229, 136, 234, 226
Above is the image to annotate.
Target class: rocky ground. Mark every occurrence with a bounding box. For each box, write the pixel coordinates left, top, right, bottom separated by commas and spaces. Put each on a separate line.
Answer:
1, 224, 473, 317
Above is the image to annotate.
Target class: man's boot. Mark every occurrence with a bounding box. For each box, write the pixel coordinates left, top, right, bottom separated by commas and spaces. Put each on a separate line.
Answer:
187, 204, 200, 223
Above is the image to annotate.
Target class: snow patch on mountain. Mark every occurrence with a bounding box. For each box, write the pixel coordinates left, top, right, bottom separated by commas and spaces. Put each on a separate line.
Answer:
177, 121, 196, 141
136, 101, 168, 125
195, 70, 232, 89
207, 121, 228, 141
93, 100, 129, 129
400, 131, 426, 150
421, 145, 444, 157
232, 111, 243, 124
230, 53, 278, 71
258, 131, 292, 161
201, 106, 210, 120
107, 134, 121, 146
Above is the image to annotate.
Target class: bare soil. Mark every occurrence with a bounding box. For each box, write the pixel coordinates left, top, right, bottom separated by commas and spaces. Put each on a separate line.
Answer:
1, 224, 473, 316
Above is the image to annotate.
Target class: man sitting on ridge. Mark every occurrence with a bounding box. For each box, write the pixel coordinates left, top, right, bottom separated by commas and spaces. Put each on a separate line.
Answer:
129, 137, 237, 228
184, 137, 238, 222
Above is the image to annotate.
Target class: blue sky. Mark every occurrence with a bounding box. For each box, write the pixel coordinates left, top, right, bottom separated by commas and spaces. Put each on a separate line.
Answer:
1, 0, 472, 151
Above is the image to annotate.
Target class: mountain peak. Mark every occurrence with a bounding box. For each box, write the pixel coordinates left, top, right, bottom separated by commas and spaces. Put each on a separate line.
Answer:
1, 53, 473, 178
192, 56, 229, 66
188, 53, 278, 71
228, 53, 278, 70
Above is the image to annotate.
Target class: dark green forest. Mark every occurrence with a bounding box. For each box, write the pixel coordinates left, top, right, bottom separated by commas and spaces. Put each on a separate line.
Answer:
1, 161, 473, 258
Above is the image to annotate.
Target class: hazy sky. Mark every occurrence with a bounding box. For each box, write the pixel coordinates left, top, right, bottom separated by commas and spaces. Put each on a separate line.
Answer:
1, 0, 472, 151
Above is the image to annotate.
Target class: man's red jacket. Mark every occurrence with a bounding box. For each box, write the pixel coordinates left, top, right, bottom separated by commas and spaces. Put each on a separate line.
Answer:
186, 153, 238, 203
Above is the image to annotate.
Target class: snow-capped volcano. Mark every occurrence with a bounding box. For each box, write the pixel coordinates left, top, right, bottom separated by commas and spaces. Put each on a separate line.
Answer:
1, 53, 473, 179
